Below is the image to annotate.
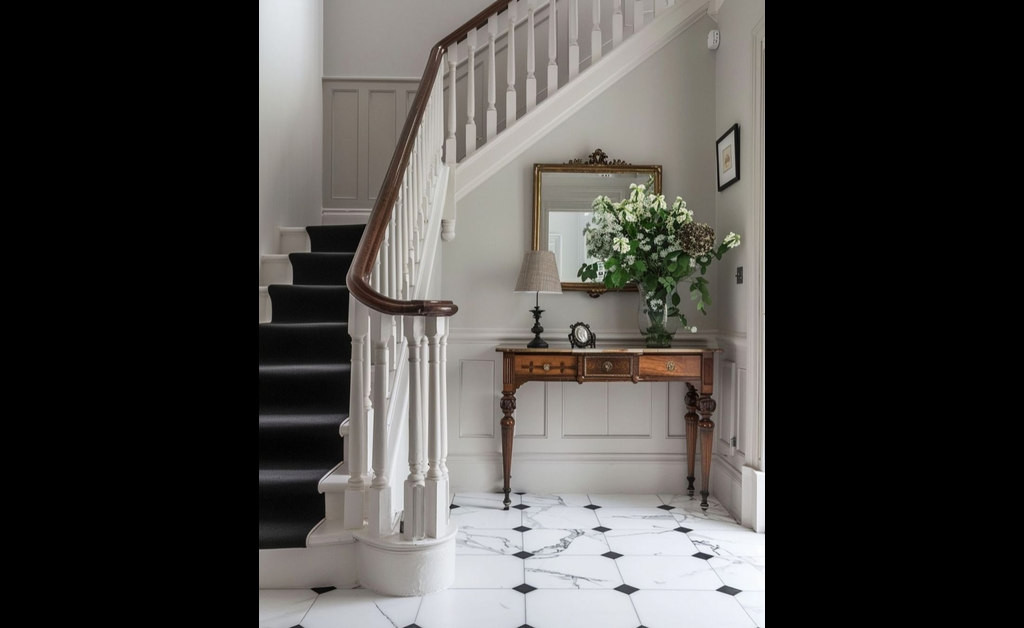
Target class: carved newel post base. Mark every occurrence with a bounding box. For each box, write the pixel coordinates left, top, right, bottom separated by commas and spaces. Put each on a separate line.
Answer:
500, 391, 517, 510
698, 394, 718, 512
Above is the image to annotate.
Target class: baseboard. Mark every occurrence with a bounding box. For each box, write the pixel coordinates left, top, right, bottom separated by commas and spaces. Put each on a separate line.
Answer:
742, 465, 765, 533
447, 452, 700, 495
258, 543, 358, 590
322, 209, 371, 226
712, 456, 743, 522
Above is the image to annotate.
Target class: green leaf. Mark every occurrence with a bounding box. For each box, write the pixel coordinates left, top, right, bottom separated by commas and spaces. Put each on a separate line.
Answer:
645, 276, 658, 292
672, 292, 682, 307
691, 290, 701, 301
607, 257, 619, 269
668, 262, 678, 272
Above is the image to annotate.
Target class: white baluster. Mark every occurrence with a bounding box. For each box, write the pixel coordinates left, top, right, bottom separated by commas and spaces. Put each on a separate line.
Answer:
372, 252, 380, 292
446, 46, 458, 166
526, 1, 537, 112
368, 311, 393, 538
402, 317, 427, 541
465, 30, 478, 157
591, 0, 602, 64
569, 0, 580, 80
345, 300, 370, 530
381, 226, 390, 300
613, 0, 623, 47
425, 317, 448, 538
486, 16, 498, 141
548, 0, 559, 97
439, 319, 450, 496
633, 0, 645, 34
506, 2, 518, 129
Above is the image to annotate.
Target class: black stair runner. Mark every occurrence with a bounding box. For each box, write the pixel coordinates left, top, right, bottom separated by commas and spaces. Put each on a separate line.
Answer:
258, 225, 364, 550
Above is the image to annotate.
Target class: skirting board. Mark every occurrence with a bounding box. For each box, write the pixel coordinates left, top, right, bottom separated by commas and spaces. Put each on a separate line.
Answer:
742, 465, 765, 534
712, 456, 743, 523
258, 543, 358, 590
322, 210, 370, 226
447, 452, 702, 496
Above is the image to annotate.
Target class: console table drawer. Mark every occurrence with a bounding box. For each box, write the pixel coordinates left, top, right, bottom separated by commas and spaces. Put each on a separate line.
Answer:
639, 356, 702, 379
584, 356, 633, 378
514, 356, 576, 378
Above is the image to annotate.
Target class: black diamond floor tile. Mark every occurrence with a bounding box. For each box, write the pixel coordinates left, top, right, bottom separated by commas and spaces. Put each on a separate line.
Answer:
514, 551, 535, 559
615, 584, 640, 595
515, 492, 527, 495
593, 526, 612, 533
403, 625, 422, 628
693, 552, 714, 561
717, 585, 742, 596
450, 504, 461, 509
514, 584, 538, 595
513, 504, 530, 510
675, 526, 693, 534
585, 504, 602, 510
657, 505, 676, 511
517, 625, 535, 628
602, 552, 624, 560
513, 526, 532, 533
311, 586, 336, 595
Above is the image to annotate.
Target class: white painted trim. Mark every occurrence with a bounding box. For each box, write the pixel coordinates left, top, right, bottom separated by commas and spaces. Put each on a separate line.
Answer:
416, 165, 450, 301
258, 544, 358, 590
742, 465, 765, 533
355, 524, 458, 596
712, 455, 742, 522
322, 76, 422, 83
708, 0, 726, 19
455, 0, 711, 202
749, 18, 765, 474
322, 209, 371, 225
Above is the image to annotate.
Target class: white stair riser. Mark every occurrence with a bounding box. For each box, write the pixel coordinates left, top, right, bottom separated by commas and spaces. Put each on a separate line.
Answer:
325, 492, 345, 521
261, 255, 292, 286
259, 545, 357, 589
279, 228, 311, 254
260, 289, 271, 324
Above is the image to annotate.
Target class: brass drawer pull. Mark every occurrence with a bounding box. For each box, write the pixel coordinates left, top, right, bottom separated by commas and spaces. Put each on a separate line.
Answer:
603, 361, 614, 373
667, 361, 676, 372
543, 364, 551, 372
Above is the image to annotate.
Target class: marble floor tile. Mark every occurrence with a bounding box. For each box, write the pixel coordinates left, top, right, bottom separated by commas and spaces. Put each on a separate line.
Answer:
451, 555, 526, 589
526, 590, 641, 628
523, 529, 611, 557
617, 555, 725, 591
258, 590, 318, 628
521, 494, 593, 507
604, 528, 699, 556
688, 529, 767, 559
523, 506, 601, 530
525, 555, 624, 590
596, 508, 682, 530
710, 557, 766, 592
300, 589, 422, 628
456, 529, 524, 556
589, 493, 667, 508
416, 589, 526, 628
632, 591, 757, 628
449, 504, 523, 530
736, 591, 766, 627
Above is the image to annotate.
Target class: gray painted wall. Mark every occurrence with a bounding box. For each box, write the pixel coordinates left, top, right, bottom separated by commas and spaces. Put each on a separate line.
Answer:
260, 0, 324, 281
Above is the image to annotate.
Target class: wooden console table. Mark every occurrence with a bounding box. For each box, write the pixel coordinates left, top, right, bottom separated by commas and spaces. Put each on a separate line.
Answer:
496, 347, 721, 512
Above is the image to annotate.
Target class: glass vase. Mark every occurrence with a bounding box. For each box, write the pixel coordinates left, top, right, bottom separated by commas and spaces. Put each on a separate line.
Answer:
638, 284, 680, 348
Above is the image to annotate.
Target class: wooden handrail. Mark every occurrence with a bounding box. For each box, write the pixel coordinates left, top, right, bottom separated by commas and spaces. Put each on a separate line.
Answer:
347, 0, 516, 317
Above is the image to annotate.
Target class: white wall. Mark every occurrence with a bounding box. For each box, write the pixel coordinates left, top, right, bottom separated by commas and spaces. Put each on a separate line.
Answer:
711, 0, 764, 525
324, 0, 492, 78
260, 0, 324, 281
442, 16, 719, 494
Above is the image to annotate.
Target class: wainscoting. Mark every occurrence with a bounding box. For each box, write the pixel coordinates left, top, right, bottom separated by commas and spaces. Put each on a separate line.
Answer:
445, 329, 719, 496
322, 79, 420, 209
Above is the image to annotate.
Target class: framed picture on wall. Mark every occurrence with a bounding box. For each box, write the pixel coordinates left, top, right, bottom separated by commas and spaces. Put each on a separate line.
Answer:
717, 124, 741, 192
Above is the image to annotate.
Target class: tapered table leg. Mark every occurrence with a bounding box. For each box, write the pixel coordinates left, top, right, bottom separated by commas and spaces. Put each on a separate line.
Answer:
500, 391, 517, 510
685, 384, 699, 496
698, 394, 718, 511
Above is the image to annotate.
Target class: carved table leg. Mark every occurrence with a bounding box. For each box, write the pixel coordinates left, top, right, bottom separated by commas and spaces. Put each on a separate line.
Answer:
684, 384, 700, 497
500, 391, 517, 511
698, 394, 718, 512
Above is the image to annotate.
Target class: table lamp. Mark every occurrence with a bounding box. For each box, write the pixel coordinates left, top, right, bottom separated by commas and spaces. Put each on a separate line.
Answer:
514, 251, 562, 349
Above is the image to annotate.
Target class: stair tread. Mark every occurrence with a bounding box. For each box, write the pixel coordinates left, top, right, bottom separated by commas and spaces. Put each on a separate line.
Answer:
259, 518, 321, 551
268, 285, 351, 324
307, 225, 366, 254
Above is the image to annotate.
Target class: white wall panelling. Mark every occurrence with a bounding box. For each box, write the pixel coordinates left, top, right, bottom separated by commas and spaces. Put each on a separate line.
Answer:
322, 80, 421, 209
459, 360, 496, 437
321, 210, 371, 226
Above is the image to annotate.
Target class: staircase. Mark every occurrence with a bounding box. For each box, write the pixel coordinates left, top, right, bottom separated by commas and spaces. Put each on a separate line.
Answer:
258, 225, 362, 550
258, 0, 715, 595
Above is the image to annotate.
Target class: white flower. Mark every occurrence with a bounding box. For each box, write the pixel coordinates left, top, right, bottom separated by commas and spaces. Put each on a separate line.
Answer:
625, 255, 636, 266
654, 235, 666, 246
724, 233, 742, 249
613, 237, 631, 254
690, 327, 698, 334
690, 257, 697, 269
623, 209, 638, 223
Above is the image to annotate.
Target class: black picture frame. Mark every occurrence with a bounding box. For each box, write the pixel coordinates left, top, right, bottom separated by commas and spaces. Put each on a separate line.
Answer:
717, 124, 741, 192
568, 322, 597, 349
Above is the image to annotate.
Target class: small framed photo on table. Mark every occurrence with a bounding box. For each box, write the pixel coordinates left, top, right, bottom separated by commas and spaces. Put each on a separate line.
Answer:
717, 124, 741, 192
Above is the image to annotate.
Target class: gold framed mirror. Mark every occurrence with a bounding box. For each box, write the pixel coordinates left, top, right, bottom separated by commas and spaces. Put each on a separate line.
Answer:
533, 150, 662, 296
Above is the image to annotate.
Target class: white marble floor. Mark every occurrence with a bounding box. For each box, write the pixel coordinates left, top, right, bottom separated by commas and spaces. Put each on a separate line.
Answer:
259, 493, 765, 628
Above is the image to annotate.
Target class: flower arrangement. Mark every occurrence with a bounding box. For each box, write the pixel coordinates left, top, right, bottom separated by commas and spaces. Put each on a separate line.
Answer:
578, 180, 741, 347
